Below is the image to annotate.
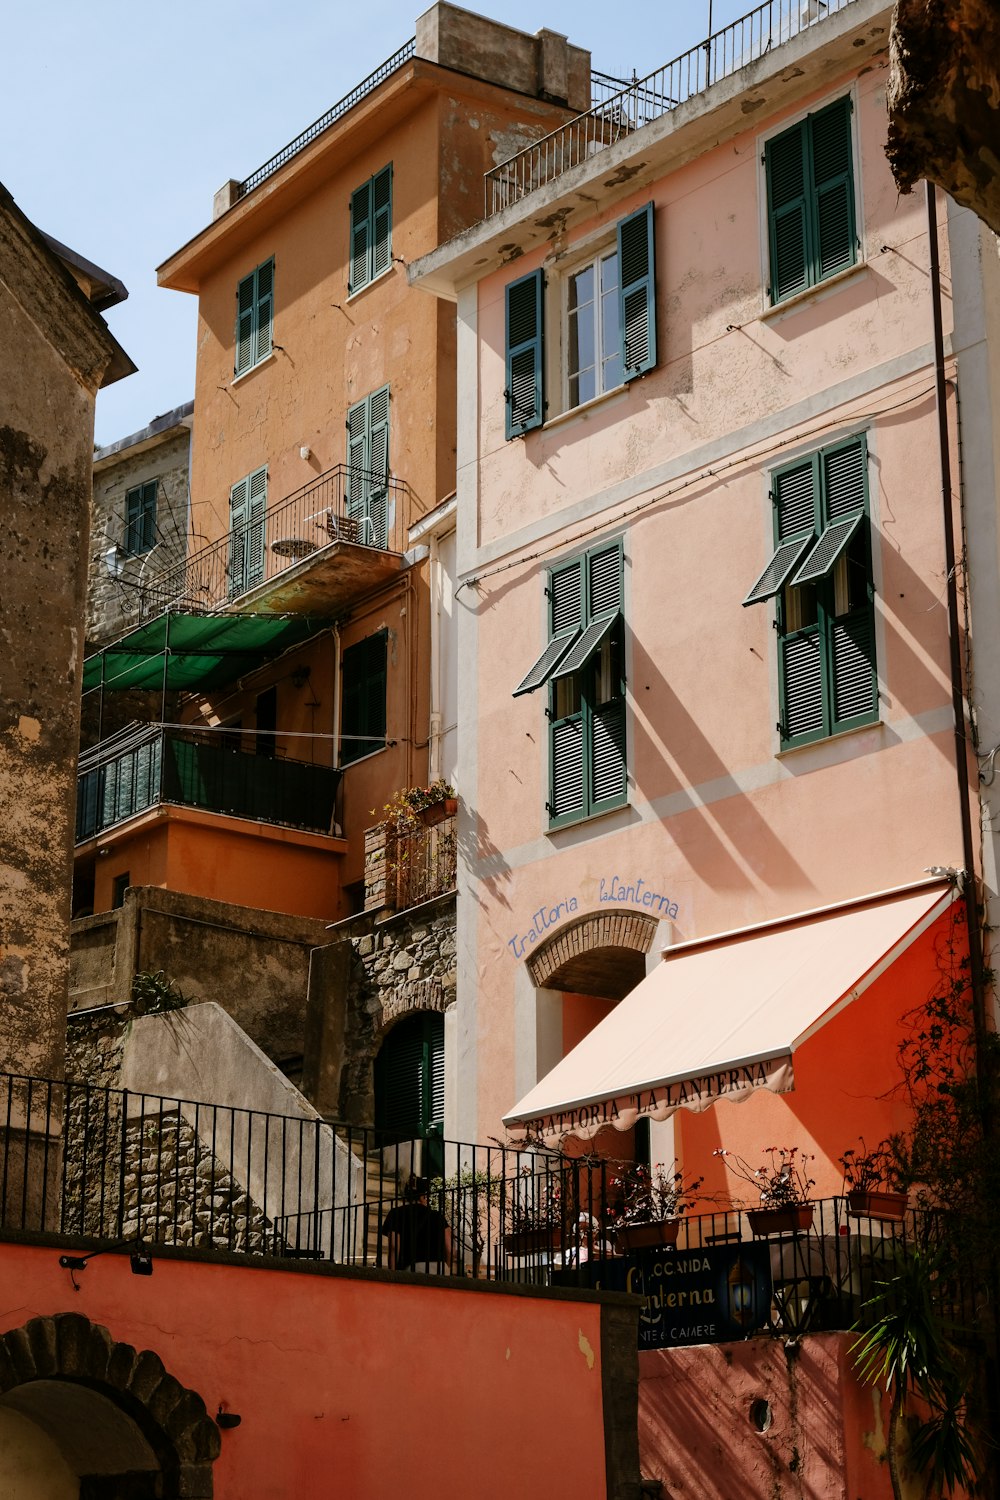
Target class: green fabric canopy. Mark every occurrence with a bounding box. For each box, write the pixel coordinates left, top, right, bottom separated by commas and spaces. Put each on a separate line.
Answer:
82, 612, 329, 693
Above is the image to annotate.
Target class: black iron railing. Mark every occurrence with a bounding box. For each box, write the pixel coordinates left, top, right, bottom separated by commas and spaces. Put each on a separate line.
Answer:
388, 816, 457, 912
485, 0, 860, 214
136, 463, 407, 623
75, 726, 340, 843
0, 1070, 986, 1340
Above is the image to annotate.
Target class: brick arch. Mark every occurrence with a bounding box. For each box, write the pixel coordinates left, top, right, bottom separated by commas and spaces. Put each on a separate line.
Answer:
0, 1312, 220, 1498
527, 909, 659, 1000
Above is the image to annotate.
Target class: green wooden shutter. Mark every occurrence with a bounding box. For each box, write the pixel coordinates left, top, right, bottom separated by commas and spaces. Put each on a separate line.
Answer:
810, 98, 855, 282
550, 717, 585, 820
427, 1015, 445, 1129
831, 614, 876, 726
124, 485, 154, 555
505, 270, 544, 438
775, 457, 817, 540
591, 700, 626, 808
780, 631, 825, 740
141, 481, 157, 551
254, 259, 274, 365
346, 397, 368, 521
618, 203, 657, 379
228, 476, 249, 597
587, 543, 623, 617
367, 385, 390, 548
375, 1019, 425, 1136
235, 272, 256, 375
822, 436, 866, 520
371, 165, 393, 281
247, 466, 268, 589
349, 181, 372, 293
766, 123, 809, 303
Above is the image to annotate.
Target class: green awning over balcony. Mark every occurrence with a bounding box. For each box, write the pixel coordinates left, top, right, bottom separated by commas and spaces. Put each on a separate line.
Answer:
82, 612, 329, 693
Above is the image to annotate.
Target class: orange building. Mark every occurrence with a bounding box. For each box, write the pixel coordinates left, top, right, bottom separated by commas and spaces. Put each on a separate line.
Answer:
74, 4, 592, 923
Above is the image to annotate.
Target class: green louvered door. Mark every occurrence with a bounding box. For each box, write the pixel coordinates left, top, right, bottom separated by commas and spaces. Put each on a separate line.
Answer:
374, 1013, 445, 1173
346, 388, 390, 546
505, 269, 544, 438
228, 468, 267, 598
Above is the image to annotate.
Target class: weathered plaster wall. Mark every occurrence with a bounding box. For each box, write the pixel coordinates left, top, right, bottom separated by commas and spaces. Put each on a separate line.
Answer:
0, 201, 117, 1083
886, 0, 1000, 235
69, 887, 331, 1064
0, 1241, 634, 1500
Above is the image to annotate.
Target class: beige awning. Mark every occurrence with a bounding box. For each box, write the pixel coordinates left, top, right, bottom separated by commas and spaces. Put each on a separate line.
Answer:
503, 880, 955, 1146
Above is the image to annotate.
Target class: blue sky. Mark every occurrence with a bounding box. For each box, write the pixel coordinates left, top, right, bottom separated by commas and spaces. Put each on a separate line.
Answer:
4, 1, 741, 445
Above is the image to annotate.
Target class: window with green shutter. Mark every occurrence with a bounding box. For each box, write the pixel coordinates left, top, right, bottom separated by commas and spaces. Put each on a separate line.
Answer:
374, 1012, 444, 1140
346, 385, 390, 547
743, 434, 876, 747
124, 480, 157, 555
506, 202, 657, 436
513, 539, 626, 828
341, 629, 387, 766
765, 96, 856, 304
234, 259, 274, 377
349, 164, 393, 295
228, 466, 267, 599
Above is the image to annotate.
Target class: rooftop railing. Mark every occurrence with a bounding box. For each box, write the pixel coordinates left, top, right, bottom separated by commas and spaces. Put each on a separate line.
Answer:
485, 0, 860, 215
75, 725, 340, 844
1, 1071, 986, 1342
136, 462, 407, 623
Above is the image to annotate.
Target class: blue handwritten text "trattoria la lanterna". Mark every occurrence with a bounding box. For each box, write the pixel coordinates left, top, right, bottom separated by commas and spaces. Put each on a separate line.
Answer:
506, 878, 679, 960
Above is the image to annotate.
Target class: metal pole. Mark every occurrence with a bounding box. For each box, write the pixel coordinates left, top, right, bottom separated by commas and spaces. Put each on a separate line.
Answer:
705, 1, 713, 86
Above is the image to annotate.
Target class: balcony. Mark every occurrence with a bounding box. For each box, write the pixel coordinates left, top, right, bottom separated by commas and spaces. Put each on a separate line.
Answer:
363, 814, 457, 914
135, 463, 407, 624
76, 725, 340, 844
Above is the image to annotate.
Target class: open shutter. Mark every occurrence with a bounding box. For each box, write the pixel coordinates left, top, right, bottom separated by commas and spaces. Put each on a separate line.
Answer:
346, 397, 368, 521
426, 1015, 445, 1131
367, 385, 390, 547
811, 98, 855, 282
246, 466, 268, 589
505, 270, 544, 438
235, 273, 256, 376
254, 259, 274, 365
371, 165, 392, 281
228, 476, 249, 597
766, 123, 809, 303
349, 181, 372, 294
618, 203, 657, 379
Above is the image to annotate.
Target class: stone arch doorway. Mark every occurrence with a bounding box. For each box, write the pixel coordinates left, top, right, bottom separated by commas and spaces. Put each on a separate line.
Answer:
516, 908, 668, 1164
0, 1313, 220, 1498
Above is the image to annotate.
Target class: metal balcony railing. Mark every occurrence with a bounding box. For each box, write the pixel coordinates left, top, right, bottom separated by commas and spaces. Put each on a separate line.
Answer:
136, 463, 407, 623
485, 0, 860, 214
1, 1069, 986, 1343
75, 725, 340, 843
389, 816, 457, 912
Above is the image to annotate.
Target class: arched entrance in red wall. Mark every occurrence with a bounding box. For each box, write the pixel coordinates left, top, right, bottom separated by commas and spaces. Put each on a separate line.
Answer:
0, 1313, 220, 1498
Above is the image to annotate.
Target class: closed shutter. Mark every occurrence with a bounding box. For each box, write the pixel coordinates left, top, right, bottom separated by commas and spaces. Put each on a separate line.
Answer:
125, 484, 156, 555
832, 613, 877, 725
371, 165, 393, 280
811, 98, 855, 282
551, 560, 583, 634
228, 476, 249, 597
346, 397, 368, 520
247, 466, 267, 589
775, 458, 816, 540
550, 716, 585, 820
591, 700, 626, 807
618, 202, 657, 379
375, 1020, 425, 1137
254, 259, 274, 365
588, 543, 623, 616
349, 181, 372, 294
235, 272, 256, 376
822, 436, 866, 519
367, 385, 390, 547
766, 124, 809, 302
427, 1016, 445, 1130
780, 631, 824, 740
505, 269, 544, 438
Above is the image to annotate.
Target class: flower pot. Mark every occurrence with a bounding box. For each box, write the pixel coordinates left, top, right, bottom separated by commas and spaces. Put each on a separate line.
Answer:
417, 797, 457, 828
847, 1189, 908, 1221
503, 1228, 560, 1256
747, 1205, 814, 1236
615, 1219, 681, 1253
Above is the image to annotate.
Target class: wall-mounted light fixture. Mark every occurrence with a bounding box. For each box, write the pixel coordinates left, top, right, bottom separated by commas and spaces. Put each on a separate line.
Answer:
58, 1239, 153, 1290
216, 1407, 242, 1430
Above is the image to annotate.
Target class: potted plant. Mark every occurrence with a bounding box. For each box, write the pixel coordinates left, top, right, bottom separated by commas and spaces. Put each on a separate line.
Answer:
409, 779, 458, 827
610, 1161, 703, 1252
714, 1145, 816, 1235
839, 1138, 909, 1221
502, 1169, 564, 1256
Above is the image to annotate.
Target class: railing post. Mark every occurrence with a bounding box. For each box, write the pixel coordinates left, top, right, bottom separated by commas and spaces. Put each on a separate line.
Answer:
117, 1088, 128, 1240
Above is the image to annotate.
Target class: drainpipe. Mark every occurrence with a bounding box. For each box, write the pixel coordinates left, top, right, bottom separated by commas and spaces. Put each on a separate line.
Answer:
428, 532, 443, 782
926, 181, 993, 1130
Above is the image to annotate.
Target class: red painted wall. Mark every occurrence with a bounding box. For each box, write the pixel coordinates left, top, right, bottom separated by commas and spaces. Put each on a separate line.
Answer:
0, 1243, 611, 1499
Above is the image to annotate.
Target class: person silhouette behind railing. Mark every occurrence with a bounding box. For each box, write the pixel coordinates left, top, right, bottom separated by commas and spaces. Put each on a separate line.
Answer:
381, 1174, 452, 1274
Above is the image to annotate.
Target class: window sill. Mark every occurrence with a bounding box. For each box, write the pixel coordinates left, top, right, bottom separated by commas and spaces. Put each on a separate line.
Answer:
346, 264, 395, 304
231, 351, 278, 387
776, 715, 882, 762
546, 796, 630, 837
542, 383, 629, 434
760, 262, 869, 324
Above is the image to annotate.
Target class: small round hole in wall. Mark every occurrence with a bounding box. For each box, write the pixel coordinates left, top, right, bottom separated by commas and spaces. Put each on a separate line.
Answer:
749, 1398, 772, 1433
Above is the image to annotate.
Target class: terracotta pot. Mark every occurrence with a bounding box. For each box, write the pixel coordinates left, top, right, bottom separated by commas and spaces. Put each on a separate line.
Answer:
503, 1228, 560, 1256
416, 797, 457, 827
747, 1204, 814, 1236
615, 1219, 681, 1252
847, 1189, 908, 1221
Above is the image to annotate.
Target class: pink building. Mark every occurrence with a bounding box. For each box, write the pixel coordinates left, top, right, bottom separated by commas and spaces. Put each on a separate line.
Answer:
411, 0, 979, 1204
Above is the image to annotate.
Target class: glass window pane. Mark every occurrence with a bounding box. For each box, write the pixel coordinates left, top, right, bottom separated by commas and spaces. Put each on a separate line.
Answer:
554, 674, 581, 719
569, 264, 594, 313
784, 583, 818, 630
